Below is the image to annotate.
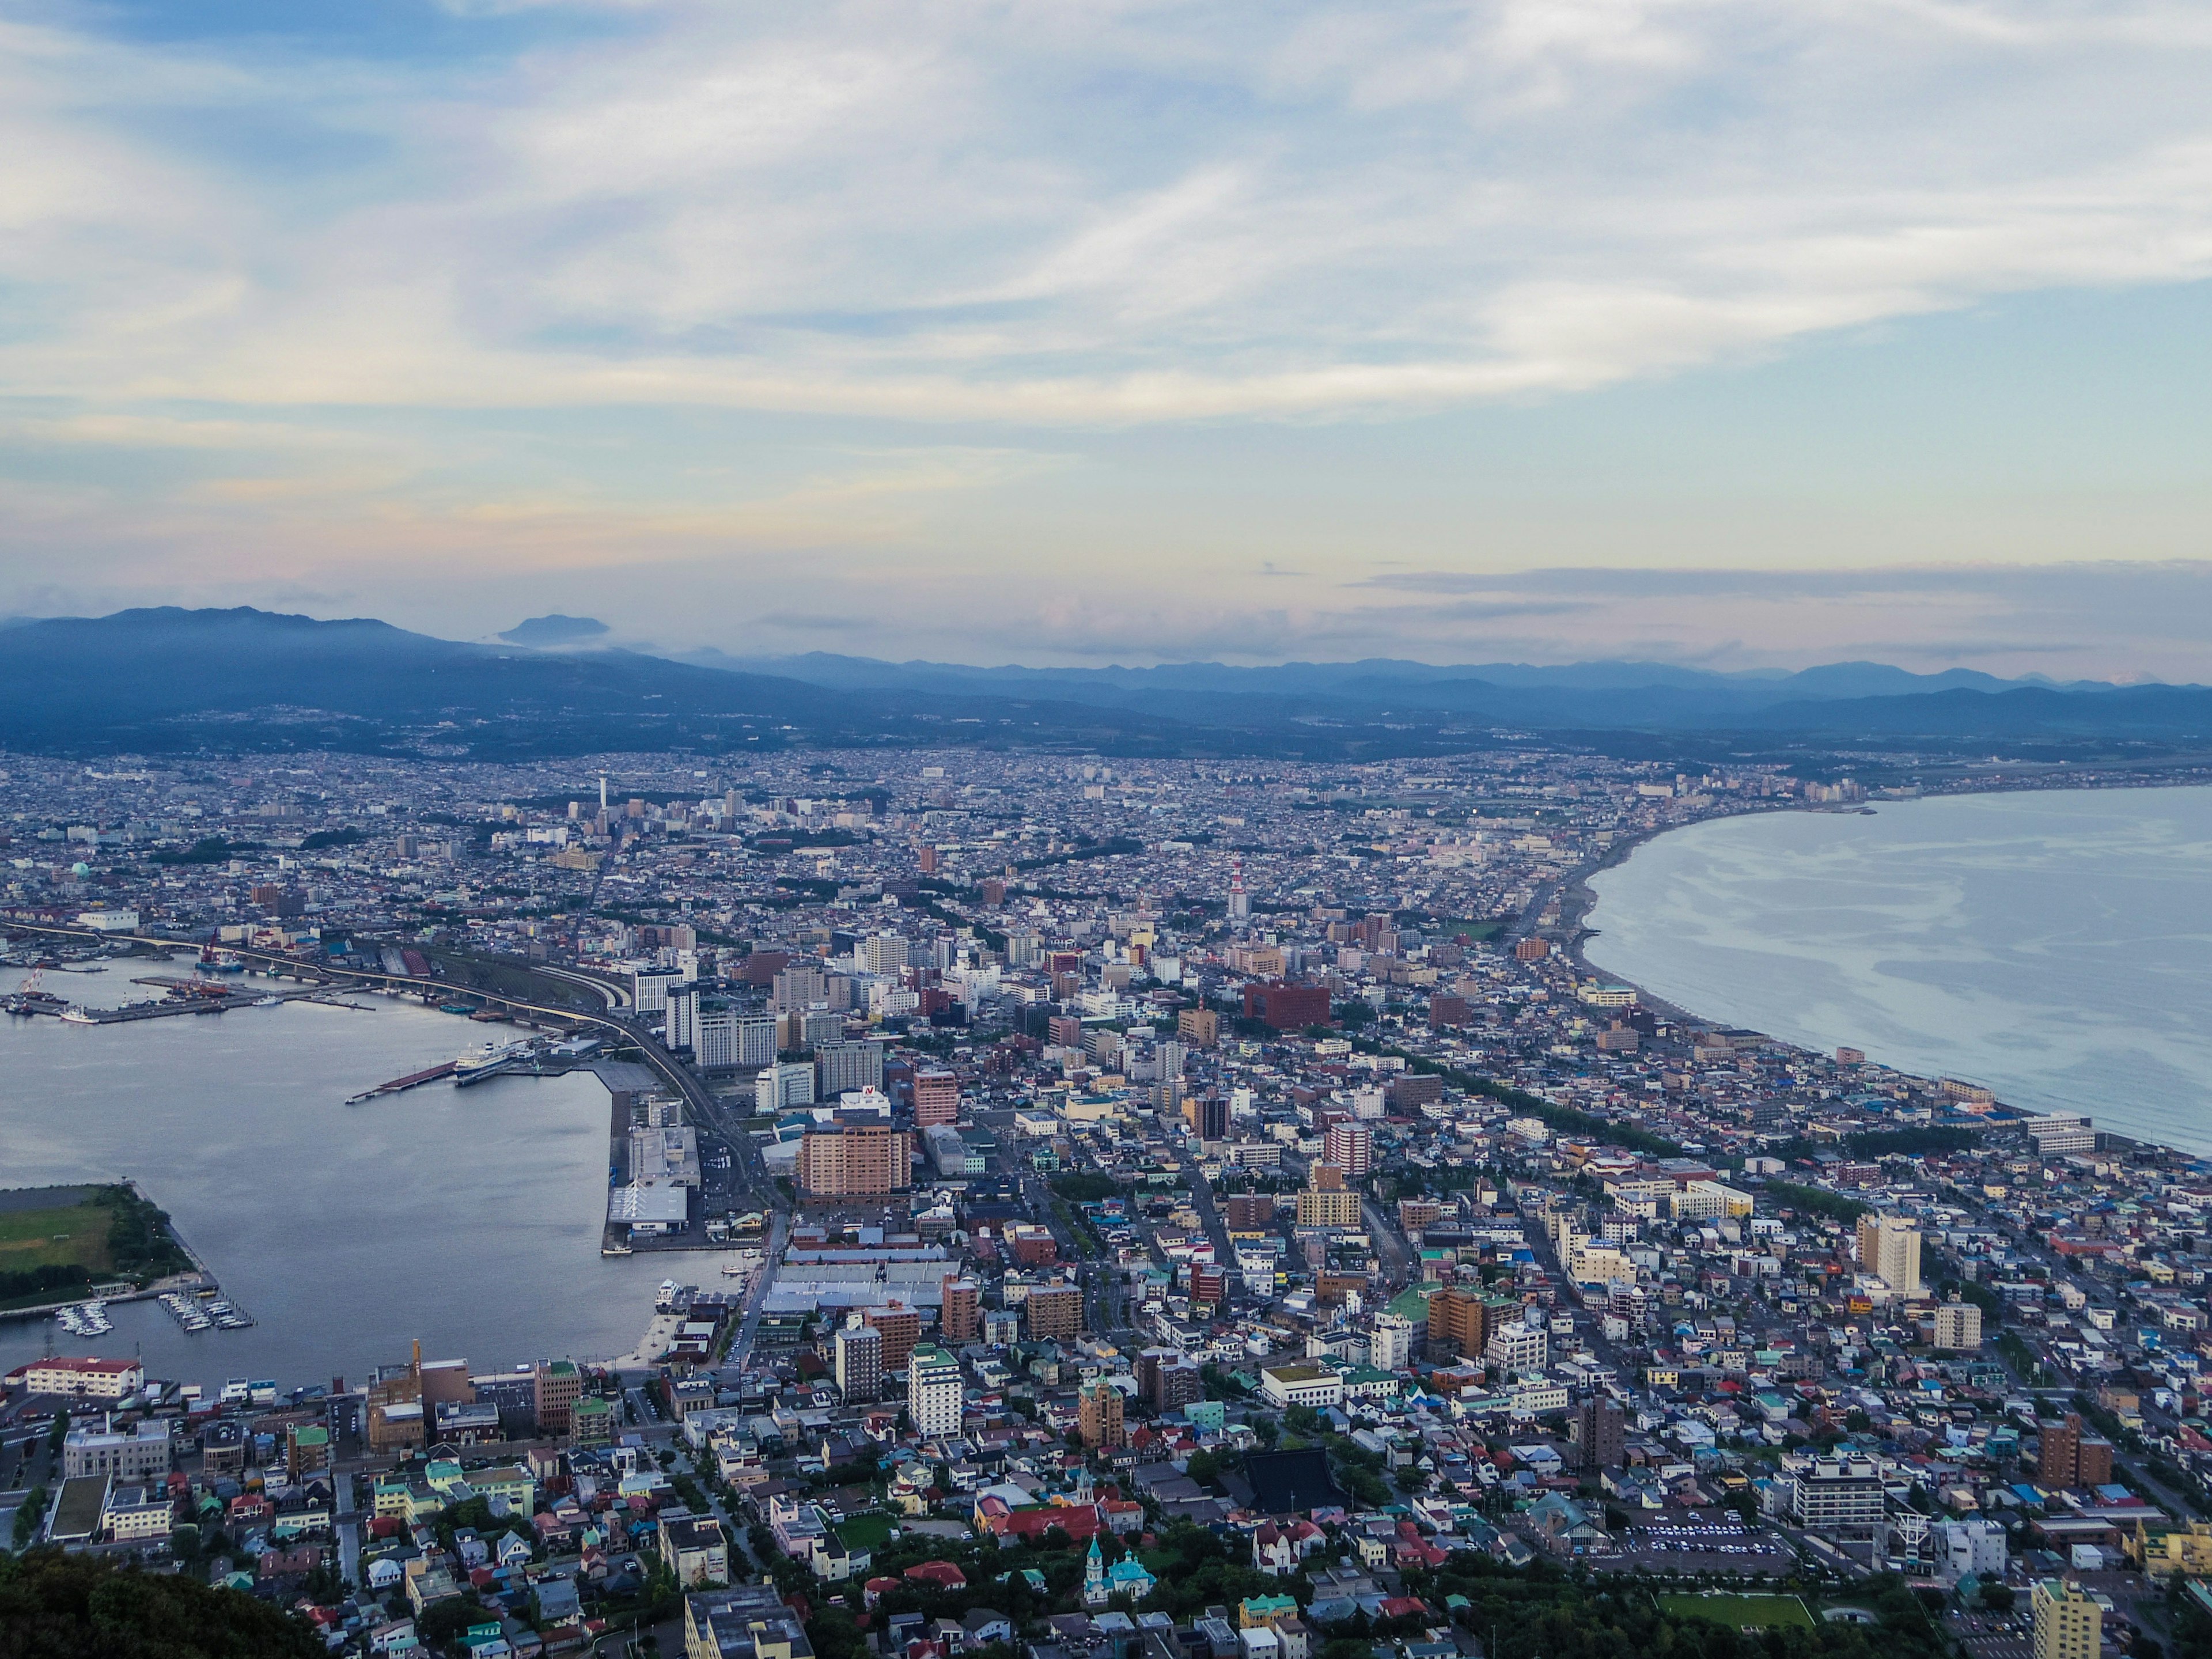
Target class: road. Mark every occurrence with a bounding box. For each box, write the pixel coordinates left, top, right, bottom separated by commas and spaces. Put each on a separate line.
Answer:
729, 1208, 791, 1367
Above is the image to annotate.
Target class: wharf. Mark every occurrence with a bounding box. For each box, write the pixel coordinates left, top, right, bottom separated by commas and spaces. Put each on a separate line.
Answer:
346, 1060, 457, 1105
1, 977, 332, 1024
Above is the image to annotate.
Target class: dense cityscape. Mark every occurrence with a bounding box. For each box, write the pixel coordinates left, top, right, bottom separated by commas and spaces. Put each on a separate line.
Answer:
0, 745, 2207, 1658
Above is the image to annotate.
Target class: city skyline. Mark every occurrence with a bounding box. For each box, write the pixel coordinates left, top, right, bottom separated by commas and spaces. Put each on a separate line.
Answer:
6, 1, 2212, 675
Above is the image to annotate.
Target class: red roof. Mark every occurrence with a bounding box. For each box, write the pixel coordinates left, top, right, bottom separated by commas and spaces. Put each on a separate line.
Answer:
904, 1561, 967, 1589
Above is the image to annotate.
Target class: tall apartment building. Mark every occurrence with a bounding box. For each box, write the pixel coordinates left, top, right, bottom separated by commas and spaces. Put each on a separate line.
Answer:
665, 983, 699, 1053
1177, 1007, 1218, 1047
1187, 1093, 1229, 1141
1025, 1283, 1084, 1340
907, 1344, 963, 1438
1791, 1455, 1885, 1529
1137, 1348, 1205, 1413
940, 1277, 982, 1343
798, 1118, 912, 1195
1486, 1314, 1548, 1375
863, 933, 912, 979
1571, 1397, 1627, 1470
1296, 1164, 1363, 1230
1426, 1287, 1503, 1362
1856, 1212, 1923, 1294
1323, 1122, 1373, 1178
834, 1323, 882, 1403
1933, 1297, 1984, 1351
862, 1302, 922, 1373
533, 1359, 582, 1436
2037, 1414, 2115, 1490
2032, 1581, 2101, 1659
1369, 1313, 1418, 1370
1078, 1379, 1127, 1449
1225, 1194, 1276, 1230
914, 1070, 960, 1126
770, 967, 828, 1013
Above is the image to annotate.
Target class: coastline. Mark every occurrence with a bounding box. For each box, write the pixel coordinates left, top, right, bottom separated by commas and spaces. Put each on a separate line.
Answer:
1555, 781, 2212, 1155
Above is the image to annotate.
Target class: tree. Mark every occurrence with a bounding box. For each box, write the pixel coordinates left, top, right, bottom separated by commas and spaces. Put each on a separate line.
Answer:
0, 1548, 326, 1658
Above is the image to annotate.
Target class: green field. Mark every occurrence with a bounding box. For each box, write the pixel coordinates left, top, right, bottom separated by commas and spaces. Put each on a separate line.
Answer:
1659, 1593, 1815, 1631
0, 1185, 192, 1309
838, 1512, 897, 1551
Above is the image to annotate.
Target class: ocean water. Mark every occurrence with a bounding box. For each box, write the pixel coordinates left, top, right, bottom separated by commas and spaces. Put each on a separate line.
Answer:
1584, 786, 2212, 1154
0, 961, 713, 1391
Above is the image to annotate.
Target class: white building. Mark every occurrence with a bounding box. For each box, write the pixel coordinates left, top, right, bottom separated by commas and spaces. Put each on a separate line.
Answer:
1368, 1313, 1418, 1370
908, 1344, 963, 1437
1486, 1316, 1548, 1376
1258, 1363, 1346, 1409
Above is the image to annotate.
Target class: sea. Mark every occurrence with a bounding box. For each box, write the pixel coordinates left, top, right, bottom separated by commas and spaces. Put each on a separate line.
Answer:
0, 961, 714, 1392
1584, 785, 2212, 1156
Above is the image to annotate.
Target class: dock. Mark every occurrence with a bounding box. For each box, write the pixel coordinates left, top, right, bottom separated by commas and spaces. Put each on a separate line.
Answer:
346, 1060, 458, 1105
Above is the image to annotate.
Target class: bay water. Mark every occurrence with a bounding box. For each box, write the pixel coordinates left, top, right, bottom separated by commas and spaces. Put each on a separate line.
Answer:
1584, 785, 2212, 1154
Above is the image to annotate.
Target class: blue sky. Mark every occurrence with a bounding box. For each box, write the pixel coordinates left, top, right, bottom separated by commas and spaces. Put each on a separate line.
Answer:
6, 0, 2212, 675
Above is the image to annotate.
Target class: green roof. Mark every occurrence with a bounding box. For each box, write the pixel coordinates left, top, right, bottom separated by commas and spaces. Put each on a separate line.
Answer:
1386, 1284, 1440, 1321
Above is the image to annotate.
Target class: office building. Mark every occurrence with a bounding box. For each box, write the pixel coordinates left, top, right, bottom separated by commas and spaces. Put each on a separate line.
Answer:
696, 1010, 776, 1071
834, 1323, 882, 1403
757, 1060, 817, 1113
2032, 1581, 2101, 1659
664, 982, 699, 1053
61, 1421, 172, 1483
1857, 1211, 1923, 1294
798, 1118, 912, 1195
770, 966, 828, 1013
816, 1040, 885, 1098
907, 1344, 963, 1438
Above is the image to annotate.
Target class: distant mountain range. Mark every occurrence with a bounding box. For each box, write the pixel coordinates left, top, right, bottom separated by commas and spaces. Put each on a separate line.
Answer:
2, 605, 2209, 761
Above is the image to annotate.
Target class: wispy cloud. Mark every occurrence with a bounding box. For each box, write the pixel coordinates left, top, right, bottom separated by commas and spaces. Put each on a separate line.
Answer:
7, 1, 2212, 422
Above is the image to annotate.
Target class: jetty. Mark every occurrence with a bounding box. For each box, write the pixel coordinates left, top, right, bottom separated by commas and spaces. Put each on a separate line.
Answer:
346, 1060, 458, 1105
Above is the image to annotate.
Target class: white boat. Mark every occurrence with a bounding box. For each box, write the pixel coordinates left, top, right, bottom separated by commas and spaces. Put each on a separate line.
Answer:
656, 1278, 682, 1310
253, 995, 282, 1007
454, 1039, 533, 1075
59, 1006, 97, 1025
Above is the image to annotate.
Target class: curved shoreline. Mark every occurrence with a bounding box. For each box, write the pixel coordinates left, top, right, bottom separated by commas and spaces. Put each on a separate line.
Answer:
1556, 781, 2212, 1152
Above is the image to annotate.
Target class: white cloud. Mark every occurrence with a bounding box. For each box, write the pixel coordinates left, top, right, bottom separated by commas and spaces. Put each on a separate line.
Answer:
0, 0, 2210, 424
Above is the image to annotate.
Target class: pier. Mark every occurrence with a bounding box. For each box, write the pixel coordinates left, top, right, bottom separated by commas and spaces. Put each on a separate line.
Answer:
346, 1059, 457, 1105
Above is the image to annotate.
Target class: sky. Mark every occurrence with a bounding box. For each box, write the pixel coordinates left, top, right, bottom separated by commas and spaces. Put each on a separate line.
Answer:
7, 0, 2212, 676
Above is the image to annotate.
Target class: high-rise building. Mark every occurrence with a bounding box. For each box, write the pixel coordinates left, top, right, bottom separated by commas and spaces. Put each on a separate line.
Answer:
2036, 1413, 2113, 1489
696, 1010, 777, 1070
914, 1070, 960, 1126
1225, 1194, 1275, 1230
1932, 1298, 1984, 1351
907, 1344, 963, 1438
1572, 1397, 1627, 1470
1856, 1212, 1923, 1294
1323, 1122, 1374, 1178
1369, 1313, 1418, 1370
1025, 1284, 1084, 1340
757, 1060, 817, 1113
863, 1302, 922, 1373
664, 983, 699, 1054
816, 1040, 885, 1097
1426, 1288, 1502, 1362
1177, 1007, 1218, 1047
1791, 1455, 1885, 1529
2032, 1581, 2101, 1659
798, 1118, 912, 1195
1227, 858, 1249, 924
940, 1277, 982, 1343
1188, 1093, 1229, 1142
834, 1323, 882, 1403
1078, 1378, 1127, 1449
533, 1359, 581, 1436
863, 933, 912, 979
1296, 1164, 1363, 1230
1486, 1312, 1548, 1374
770, 967, 828, 1014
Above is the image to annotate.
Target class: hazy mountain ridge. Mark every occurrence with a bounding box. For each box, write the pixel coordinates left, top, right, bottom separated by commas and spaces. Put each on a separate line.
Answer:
0, 607, 2203, 759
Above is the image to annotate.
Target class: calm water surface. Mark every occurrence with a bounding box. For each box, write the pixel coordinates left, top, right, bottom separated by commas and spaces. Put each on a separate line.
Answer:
0, 961, 700, 1390
1585, 786, 2212, 1153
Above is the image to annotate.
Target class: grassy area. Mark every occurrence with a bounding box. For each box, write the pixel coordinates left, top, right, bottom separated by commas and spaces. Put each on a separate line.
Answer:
1658, 1593, 1814, 1631
838, 1512, 897, 1551
0, 1195, 117, 1277
0, 1185, 194, 1309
